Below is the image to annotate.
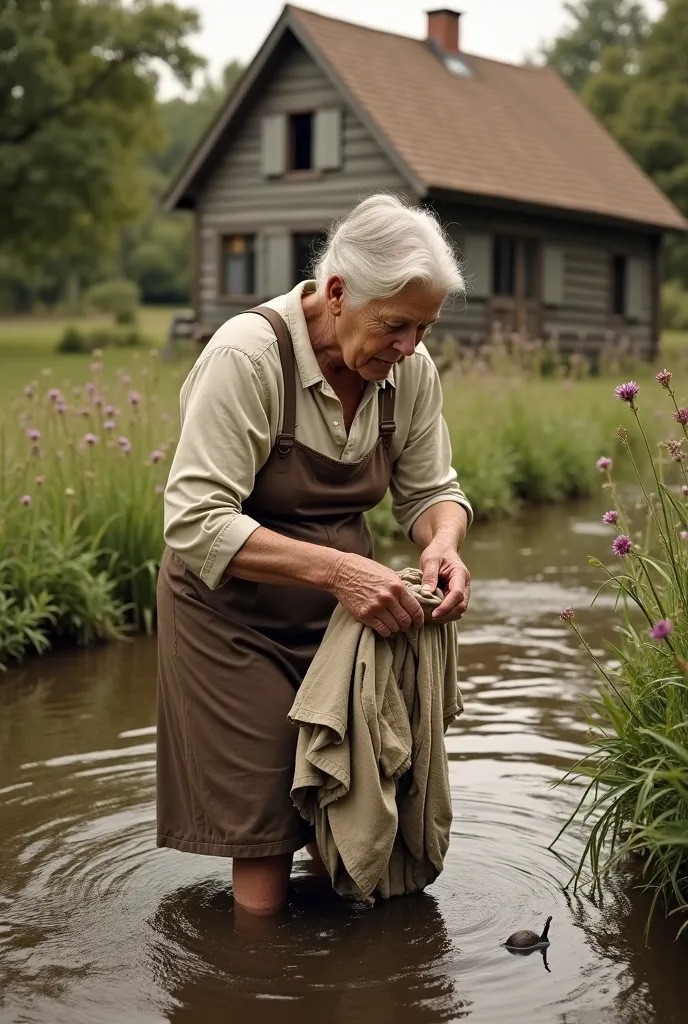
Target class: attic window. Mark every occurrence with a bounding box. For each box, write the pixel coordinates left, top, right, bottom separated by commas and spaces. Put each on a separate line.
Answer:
289, 113, 313, 171
443, 54, 472, 77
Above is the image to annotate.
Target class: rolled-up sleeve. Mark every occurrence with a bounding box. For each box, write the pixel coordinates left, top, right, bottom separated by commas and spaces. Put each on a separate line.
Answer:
390, 354, 473, 538
163, 347, 273, 589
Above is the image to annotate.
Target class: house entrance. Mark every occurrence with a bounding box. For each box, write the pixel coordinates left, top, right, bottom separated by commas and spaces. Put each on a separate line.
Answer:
490, 235, 541, 338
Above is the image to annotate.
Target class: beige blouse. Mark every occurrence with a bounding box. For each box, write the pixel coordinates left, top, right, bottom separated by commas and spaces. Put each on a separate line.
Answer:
163, 281, 472, 589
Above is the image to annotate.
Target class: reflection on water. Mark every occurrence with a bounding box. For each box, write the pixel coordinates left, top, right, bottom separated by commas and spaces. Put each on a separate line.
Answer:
1, 501, 686, 1024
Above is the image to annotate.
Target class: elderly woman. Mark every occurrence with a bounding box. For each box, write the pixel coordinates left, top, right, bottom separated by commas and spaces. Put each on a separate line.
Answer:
157, 193, 473, 915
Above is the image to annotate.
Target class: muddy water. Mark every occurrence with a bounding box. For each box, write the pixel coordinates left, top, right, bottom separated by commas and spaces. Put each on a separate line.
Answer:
2, 503, 687, 1024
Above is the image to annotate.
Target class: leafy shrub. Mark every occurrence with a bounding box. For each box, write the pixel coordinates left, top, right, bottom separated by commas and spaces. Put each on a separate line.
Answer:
85, 278, 141, 325
661, 280, 688, 331
56, 325, 151, 354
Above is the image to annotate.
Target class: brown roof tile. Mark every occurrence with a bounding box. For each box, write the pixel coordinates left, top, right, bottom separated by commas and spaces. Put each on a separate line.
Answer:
291, 6, 686, 231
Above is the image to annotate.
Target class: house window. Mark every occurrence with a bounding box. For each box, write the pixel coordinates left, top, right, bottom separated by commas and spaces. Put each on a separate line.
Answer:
493, 235, 516, 296
612, 254, 627, 315
221, 235, 255, 295
293, 231, 327, 285
289, 113, 313, 171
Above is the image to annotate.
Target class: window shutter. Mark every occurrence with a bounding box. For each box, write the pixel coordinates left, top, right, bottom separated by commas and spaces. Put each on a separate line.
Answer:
261, 114, 287, 177
461, 234, 492, 298
625, 256, 646, 320
263, 231, 291, 296
314, 108, 342, 171
542, 245, 564, 306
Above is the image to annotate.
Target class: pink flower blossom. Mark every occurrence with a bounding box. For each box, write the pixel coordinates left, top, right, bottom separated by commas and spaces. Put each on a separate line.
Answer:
559, 607, 574, 622
596, 457, 613, 472
615, 381, 639, 403
128, 390, 141, 406
26, 428, 40, 441
655, 369, 672, 388
48, 388, 62, 402
149, 449, 164, 464
118, 436, 132, 454
20, 494, 31, 506
612, 535, 632, 556
56, 402, 67, 415
682, 485, 688, 498
649, 619, 673, 640
674, 408, 688, 426
85, 382, 96, 394
602, 510, 619, 524
93, 395, 103, 407
104, 404, 118, 416
83, 433, 99, 446
680, 531, 688, 542
104, 419, 116, 431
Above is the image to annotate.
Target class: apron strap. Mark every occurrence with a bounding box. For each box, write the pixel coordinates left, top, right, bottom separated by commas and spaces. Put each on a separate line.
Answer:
245, 306, 297, 456
378, 382, 397, 448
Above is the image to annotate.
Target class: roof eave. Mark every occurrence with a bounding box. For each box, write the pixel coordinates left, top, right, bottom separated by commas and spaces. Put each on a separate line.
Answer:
426, 185, 688, 234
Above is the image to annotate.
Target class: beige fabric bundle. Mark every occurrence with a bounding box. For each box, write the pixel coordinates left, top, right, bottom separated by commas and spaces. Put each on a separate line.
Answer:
289, 567, 462, 903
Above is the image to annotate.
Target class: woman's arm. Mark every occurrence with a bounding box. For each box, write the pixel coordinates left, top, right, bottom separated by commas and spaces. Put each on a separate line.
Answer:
411, 502, 471, 624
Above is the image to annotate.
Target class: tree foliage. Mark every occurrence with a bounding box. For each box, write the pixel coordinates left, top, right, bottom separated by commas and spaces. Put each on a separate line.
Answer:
0, 0, 204, 274
541, 0, 649, 91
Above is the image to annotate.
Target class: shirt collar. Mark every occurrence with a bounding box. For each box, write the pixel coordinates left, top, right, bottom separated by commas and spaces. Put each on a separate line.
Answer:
283, 280, 396, 390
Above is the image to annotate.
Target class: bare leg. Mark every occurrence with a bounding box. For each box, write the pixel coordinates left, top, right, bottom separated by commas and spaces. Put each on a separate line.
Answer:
232, 853, 293, 915
306, 840, 328, 875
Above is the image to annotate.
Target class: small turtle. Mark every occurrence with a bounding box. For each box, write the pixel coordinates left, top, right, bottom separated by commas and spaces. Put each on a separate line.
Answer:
502, 916, 552, 953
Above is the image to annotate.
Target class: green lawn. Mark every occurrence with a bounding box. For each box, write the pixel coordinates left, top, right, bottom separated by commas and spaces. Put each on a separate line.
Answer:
0, 307, 195, 408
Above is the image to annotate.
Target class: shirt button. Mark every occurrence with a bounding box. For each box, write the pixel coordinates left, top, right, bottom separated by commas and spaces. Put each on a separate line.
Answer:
333, 420, 340, 426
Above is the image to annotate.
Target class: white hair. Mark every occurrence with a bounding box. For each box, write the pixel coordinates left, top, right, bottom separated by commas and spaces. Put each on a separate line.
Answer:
313, 193, 465, 307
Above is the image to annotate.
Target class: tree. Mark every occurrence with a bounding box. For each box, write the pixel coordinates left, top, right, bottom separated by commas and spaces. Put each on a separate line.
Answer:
541, 0, 650, 92
0, 0, 204, 284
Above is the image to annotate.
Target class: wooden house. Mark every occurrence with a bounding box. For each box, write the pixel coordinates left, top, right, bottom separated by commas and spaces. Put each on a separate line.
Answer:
165, 5, 686, 357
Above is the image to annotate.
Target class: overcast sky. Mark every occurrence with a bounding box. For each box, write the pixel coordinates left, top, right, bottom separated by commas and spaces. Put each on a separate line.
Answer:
162, 0, 664, 97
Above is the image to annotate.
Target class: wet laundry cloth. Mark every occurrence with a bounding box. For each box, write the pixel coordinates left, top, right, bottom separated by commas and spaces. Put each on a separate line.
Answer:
289, 568, 462, 902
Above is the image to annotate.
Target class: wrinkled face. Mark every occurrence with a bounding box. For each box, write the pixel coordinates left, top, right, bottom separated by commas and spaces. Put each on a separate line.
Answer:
327, 277, 445, 380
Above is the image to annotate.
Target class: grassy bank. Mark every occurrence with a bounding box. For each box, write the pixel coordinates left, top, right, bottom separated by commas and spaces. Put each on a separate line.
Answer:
0, 316, 686, 667
553, 372, 688, 937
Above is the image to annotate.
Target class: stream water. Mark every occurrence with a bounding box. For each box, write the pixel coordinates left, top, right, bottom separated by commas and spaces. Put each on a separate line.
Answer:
1, 501, 687, 1024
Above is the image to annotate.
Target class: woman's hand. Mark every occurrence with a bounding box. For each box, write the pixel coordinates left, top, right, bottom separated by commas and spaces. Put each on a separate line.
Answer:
419, 540, 471, 624
327, 552, 424, 637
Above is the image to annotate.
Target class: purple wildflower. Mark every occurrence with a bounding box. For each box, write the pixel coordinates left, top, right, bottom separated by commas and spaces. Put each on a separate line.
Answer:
612, 535, 633, 556
20, 495, 31, 507
83, 433, 99, 446
104, 419, 116, 431
682, 485, 688, 498
56, 402, 67, 415
85, 382, 96, 394
150, 449, 164, 464
655, 369, 672, 388
674, 408, 688, 426
93, 395, 103, 408
35, 475, 45, 487
615, 381, 639, 403
118, 436, 132, 455
104, 404, 117, 416
649, 619, 673, 640
48, 388, 62, 402
26, 428, 40, 442
596, 456, 613, 472
666, 439, 685, 462
559, 607, 574, 622
602, 510, 619, 524
128, 390, 141, 406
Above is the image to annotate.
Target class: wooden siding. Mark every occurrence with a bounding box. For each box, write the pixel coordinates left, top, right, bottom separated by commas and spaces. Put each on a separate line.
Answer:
435, 201, 657, 357
197, 39, 411, 327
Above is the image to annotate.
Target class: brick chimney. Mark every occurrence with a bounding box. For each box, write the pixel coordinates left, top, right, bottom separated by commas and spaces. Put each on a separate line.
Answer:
426, 9, 462, 53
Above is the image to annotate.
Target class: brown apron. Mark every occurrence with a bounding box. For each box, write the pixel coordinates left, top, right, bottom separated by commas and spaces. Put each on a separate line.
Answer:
156, 307, 396, 858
